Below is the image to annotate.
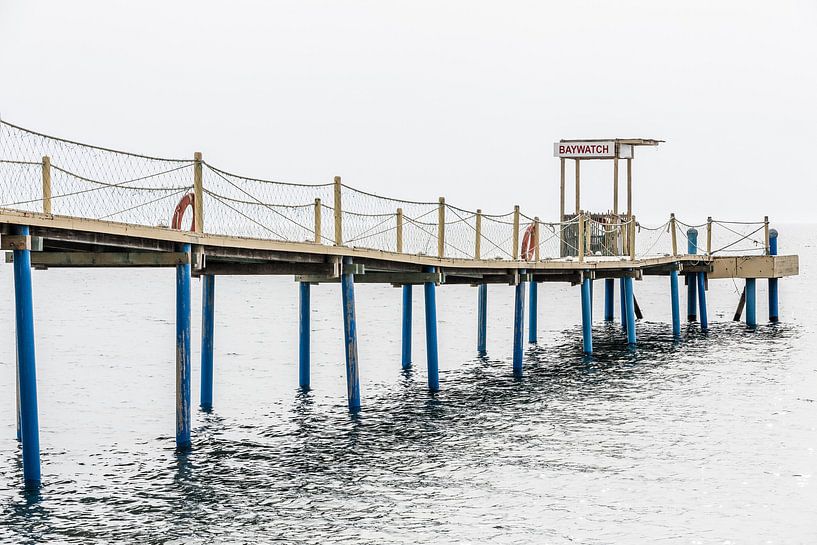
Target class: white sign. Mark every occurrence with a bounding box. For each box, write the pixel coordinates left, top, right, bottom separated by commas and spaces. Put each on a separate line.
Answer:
553, 140, 616, 159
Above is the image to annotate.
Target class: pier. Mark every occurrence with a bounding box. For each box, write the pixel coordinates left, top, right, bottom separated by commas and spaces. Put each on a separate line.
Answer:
0, 121, 799, 488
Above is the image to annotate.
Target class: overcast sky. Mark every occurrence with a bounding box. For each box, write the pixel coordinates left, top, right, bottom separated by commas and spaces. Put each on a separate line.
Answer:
1, 1, 815, 223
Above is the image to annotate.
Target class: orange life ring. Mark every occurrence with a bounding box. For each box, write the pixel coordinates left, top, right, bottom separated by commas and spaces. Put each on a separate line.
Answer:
520, 222, 536, 260
171, 192, 196, 231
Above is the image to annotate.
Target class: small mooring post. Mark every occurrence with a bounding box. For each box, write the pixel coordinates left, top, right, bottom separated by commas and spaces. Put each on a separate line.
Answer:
696, 271, 709, 331
768, 229, 779, 322
745, 278, 757, 328
176, 242, 192, 450
341, 257, 361, 412
200, 275, 215, 409
423, 266, 440, 391
12, 225, 41, 487
624, 275, 637, 345
687, 228, 698, 321
401, 285, 412, 369
581, 273, 593, 354
513, 270, 526, 375
299, 281, 311, 389
604, 278, 615, 322
528, 279, 538, 344
670, 267, 681, 338
477, 284, 487, 356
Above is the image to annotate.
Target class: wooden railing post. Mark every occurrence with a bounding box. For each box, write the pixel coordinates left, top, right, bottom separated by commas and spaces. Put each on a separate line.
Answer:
670, 213, 678, 256
475, 209, 482, 259
314, 198, 322, 243
578, 212, 585, 262
512, 205, 520, 260
764, 216, 770, 255
630, 216, 637, 261
533, 216, 540, 261
396, 207, 403, 253
585, 215, 592, 255
437, 197, 445, 258
41, 156, 52, 215
706, 216, 713, 255
333, 176, 342, 246
193, 152, 204, 233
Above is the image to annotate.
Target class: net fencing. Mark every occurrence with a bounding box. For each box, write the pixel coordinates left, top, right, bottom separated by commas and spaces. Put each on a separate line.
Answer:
0, 120, 772, 261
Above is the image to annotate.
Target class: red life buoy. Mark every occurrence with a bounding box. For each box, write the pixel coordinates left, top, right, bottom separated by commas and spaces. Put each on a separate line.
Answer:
171, 192, 196, 231
520, 222, 536, 260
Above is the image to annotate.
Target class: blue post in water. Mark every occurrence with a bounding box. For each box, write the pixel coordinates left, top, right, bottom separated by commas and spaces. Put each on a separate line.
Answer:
528, 280, 537, 344
513, 271, 526, 376
401, 285, 412, 369
12, 225, 41, 487
769, 229, 779, 322
745, 278, 757, 328
423, 266, 440, 392
477, 284, 487, 356
670, 268, 681, 339
200, 275, 215, 409
625, 275, 637, 345
176, 243, 192, 451
619, 277, 627, 331
604, 278, 615, 322
581, 275, 593, 354
341, 257, 361, 412
687, 228, 698, 321
299, 282, 311, 389
697, 271, 708, 331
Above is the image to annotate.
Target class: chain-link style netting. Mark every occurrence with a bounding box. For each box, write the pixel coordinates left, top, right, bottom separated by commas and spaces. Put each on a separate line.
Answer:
0, 120, 772, 261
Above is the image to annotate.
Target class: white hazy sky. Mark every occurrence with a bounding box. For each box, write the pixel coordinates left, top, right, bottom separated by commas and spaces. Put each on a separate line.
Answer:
1, 0, 816, 223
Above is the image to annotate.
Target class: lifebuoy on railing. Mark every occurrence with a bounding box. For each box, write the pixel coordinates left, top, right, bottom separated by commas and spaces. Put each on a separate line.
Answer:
520, 221, 536, 260
171, 192, 196, 231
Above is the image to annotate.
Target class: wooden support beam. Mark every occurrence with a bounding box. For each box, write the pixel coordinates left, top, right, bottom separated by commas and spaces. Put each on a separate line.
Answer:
475, 209, 482, 259
7, 251, 189, 268
42, 156, 52, 215
296, 271, 441, 285
670, 213, 678, 256
396, 208, 403, 253
334, 176, 343, 245
314, 198, 321, 243
626, 157, 632, 219
613, 153, 618, 216
559, 159, 566, 221
574, 159, 581, 214
204, 261, 339, 276
533, 216, 540, 261
733, 287, 746, 321
194, 152, 204, 233
512, 205, 520, 260
437, 197, 445, 258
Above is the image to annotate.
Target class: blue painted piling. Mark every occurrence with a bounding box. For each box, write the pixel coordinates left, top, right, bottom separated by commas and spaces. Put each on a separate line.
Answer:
769, 229, 779, 322
401, 285, 412, 369
176, 243, 192, 450
12, 225, 41, 487
513, 272, 526, 375
687, 228, 698, 321
670, 268, 681, 338
341, 257, 361, 412
528, 281, 538, 344
745, 278, 756, 328
619, 277, 627, 330
604, 278, 615, 321
299, 282, 311, 389
200, 275, 215, 409
423, 266, 440, 391
581, 275, 593, 354
697, 271, 708, 331
477, 284, 487, 356
624, 276, 637, 345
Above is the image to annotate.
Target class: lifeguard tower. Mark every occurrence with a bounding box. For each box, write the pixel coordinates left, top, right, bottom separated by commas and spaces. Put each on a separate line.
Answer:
554, 138, 662, 257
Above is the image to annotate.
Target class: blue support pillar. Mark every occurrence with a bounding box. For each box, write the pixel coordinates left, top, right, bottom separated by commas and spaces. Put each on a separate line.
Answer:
745, 278, 756, 328
477, 284, 487, 356
619, 277, 627, 330
176, 243, 192, 451
423, 266, 440, 392
604, 278, 615, 321
12, 225, 41, 487
624, 275, 637, 345
299, 282, 311, 389
769, 229, 779, 322
528, 281, 538, 344
513, 271, 526, 376
687, 228, 698, 321
697, 272, 708, 331
341, 257, 361, 412
581, 275, 593, 354
401, 285, 412, 369
670, 268, 681, 339
200, 274, 215, 409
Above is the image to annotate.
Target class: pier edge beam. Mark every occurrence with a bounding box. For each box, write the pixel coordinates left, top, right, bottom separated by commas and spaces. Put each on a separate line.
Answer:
299, 281, 311, 389
604, 278, 615, 322
581, 274, 593, 354
401, 285, 412, 369
513, 271, 526, 375
670, 267, 681, 338
200, 274, 215, 409
624, 275, 637, 345
341, 257, 361, 412
697, 271, 709, 331
768, 229, 779, 322
528, 280, 538, 344
687, 228, 699, 321
176, 242, 192, 451
12, 225, 41, 487
423, 266, 440, 392
477, 284, 487, 356
745, 278, 757, 328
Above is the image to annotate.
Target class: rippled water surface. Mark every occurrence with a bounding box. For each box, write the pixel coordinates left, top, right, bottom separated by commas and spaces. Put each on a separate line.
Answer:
1, 225, 815, 544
